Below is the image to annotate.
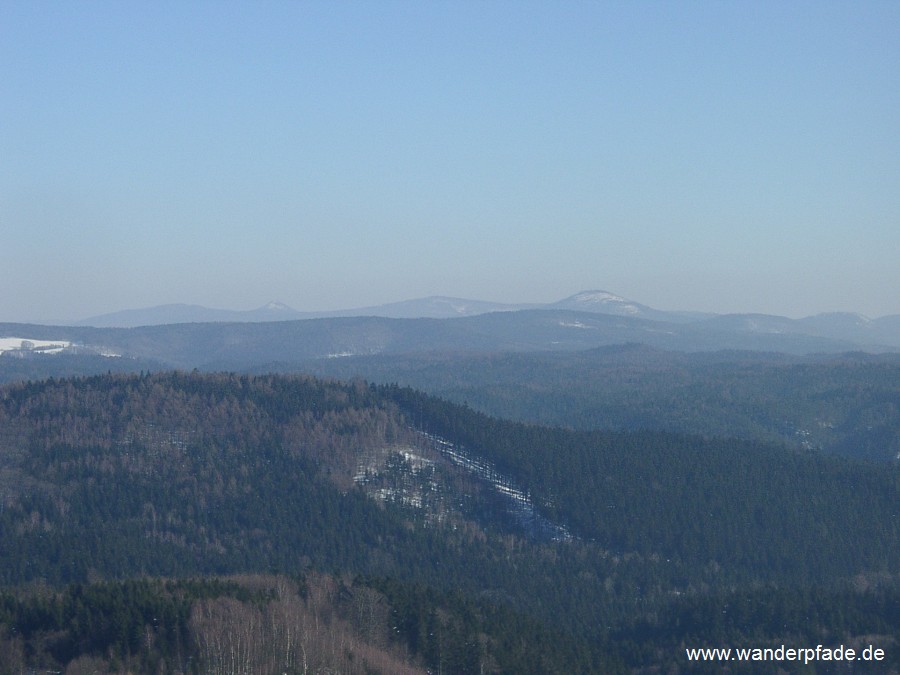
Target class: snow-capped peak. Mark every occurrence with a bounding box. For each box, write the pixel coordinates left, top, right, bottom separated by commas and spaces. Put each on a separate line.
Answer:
263, 301, 293, 312
569, 290, 629, 305
548, 290, 652, 318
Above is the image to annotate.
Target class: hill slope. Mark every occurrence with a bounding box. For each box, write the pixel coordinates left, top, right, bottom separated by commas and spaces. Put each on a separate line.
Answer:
0, 372, 897, 672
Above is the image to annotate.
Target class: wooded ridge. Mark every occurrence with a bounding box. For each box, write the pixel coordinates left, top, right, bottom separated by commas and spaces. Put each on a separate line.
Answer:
0, 372, 896, 672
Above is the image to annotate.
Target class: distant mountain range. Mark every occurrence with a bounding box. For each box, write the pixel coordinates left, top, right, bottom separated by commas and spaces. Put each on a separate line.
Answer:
57, 290, 899, 354
0, 292, 898, 372
71, 290, 704, 327
74, 296, 536, 326
73, 301, 305, 327
73, 289, 877, 327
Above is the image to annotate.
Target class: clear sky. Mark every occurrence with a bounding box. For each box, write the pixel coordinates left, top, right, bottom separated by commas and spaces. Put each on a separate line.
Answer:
2, 1, 898, 322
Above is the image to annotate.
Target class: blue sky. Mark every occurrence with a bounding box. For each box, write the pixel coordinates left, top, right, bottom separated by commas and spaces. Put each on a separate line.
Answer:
2, 1, 898, 321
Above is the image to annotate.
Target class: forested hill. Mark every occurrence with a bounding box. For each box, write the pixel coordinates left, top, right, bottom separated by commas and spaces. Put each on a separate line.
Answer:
382, 385, 900, 585
0, 372, 897, 672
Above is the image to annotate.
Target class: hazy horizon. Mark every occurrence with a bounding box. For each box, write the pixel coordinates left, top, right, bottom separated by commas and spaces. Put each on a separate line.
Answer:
3, 2, 898, 323
9, 287, 900, 328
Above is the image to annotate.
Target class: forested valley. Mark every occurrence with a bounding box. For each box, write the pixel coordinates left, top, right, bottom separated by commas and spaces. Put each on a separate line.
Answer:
0, 371, 897, 673
302, 345, 900, 462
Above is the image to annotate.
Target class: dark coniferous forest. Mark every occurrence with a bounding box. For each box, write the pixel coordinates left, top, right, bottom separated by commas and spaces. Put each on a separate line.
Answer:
0, 369, 896, 673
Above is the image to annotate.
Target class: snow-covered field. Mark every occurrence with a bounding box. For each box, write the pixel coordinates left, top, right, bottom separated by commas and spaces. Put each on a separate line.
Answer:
0, 337, 120, 357
0, 337, 73, 355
